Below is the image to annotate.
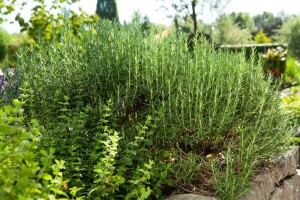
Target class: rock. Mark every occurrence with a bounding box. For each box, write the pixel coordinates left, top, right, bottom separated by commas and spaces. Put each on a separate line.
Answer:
167, 147, 300, 200
165, 194, 217, 200
269, 146, 299, 183
270, 188, 283, 200
279, 169, 300, 200
242, 146, 299, 200
241, 169, 275, 200
294, 126, 300, 138
270, 170, 300, 200
280, 88, 291, 98
292, 146, 300, 167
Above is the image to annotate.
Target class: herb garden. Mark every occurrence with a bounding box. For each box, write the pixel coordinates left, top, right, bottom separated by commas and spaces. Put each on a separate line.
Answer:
0, 19, 294, 200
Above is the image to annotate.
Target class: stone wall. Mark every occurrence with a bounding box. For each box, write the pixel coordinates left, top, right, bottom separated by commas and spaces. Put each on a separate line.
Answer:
166, 146, 300, 200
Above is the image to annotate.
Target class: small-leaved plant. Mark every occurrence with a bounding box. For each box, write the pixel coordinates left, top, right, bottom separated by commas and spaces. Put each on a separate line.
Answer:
0, 100, 69, 199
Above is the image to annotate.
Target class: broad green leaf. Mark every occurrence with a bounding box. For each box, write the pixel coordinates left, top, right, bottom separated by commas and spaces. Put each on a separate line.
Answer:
43, 174, 52, 180
0, 124, 14, 134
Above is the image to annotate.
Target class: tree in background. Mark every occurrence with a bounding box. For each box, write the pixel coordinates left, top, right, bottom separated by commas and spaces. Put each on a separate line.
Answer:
253, 12, 283, 37
277, 17, 300, 60
213, 14, 253, 45
141, 15, 166, 34
96, 0, 119, 21
180, 15, 212, 35
229, 12, 255, 32
0, 0, 99, 68
0, 0, 17, 24
0, 0, 80, 24
158, 0, 230, 34
1, 0, 98, 43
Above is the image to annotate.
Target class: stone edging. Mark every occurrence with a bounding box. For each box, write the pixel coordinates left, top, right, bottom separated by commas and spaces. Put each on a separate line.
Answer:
166, 146, 300, 200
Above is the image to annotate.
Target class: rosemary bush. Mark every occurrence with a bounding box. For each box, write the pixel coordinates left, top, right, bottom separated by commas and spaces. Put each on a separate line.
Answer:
9, 19, 292, 199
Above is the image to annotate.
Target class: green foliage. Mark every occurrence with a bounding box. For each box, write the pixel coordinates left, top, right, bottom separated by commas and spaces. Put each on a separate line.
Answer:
291, 137, 300, 147
230, 12, 255, 31
0, 100, 68, 200
277, 16, 300, 59
263, 46, 287, 77
17, 82, 173, 198
11, 19, 292, 199
179, 16, 212, 35
19, 6, 98, 43
0, 0, 17, 24
1, 0, 98, 43
281, 89, 300, 154
284, 56, 300, 85
0, 28, 11, 63
253, 12, 283, 37
96, 0, 119, 21
141, 15, 166, 34
158, 0, 230, 34
213, 14, 253, 44
0, 0, 80, 24
254, 30, 271, 44
282, 90, 300, 123
0, 43, 6, 63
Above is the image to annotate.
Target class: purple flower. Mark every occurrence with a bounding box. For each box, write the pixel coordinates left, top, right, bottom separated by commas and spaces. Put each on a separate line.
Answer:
0, 69, 7, 95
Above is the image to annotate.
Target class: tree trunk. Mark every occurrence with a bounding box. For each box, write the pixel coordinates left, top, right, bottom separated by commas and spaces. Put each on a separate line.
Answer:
191, 0, 197, 34
174, 18, 179, 35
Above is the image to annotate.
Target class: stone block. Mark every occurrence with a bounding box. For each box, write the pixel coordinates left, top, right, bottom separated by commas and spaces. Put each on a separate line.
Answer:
167, 147, 300, 200
165, 194, 217, 200
280, 169, 300, 200
241, 169, 275, 200
269, 146, 299, 184
270, 188, 283, 200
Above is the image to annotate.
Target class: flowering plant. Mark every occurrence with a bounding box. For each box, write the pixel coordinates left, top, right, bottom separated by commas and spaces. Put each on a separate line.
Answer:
263, 46, 288, 77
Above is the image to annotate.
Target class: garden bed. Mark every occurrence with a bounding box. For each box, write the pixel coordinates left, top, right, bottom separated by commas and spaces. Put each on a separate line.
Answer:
166, 146, 300, 200
0, 19, 293, 200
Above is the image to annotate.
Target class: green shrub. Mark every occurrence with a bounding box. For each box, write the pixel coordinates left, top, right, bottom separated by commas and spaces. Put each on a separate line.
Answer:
0, 100, 69, 199
282, 88, 300, 122
263, 46, 287, 77
291, 137, 300, 148
0, 43, 7, 63
213, 14, 253, 44
0, 28, 10, 63
277, 17, 300, 60
284, 56, 300, 85
11, 19, 292, 199
254, 30, 271, 44
36, 97, 172, 199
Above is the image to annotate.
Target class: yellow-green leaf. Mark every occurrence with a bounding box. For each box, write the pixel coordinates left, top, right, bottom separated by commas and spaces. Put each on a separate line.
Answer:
43, 174, 52, 180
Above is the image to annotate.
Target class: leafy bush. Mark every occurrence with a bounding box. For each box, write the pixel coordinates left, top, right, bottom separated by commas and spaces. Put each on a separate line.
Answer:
0, 100, 69, 199
282, 87, 300, 123
281, 89, 300, 159
284, 56, 300, 85
0, 28, 11, 63
254, 30, 271, 44
9, 19, 292, 199
291, 137, 300, 152
0, 43, 7, 63
263, 46, 287, 77
277, 17, 300, 60
213, 14, 253, 44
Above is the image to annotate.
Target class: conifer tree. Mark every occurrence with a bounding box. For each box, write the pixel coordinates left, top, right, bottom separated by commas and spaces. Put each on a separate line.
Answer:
96, 0, 119, 21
